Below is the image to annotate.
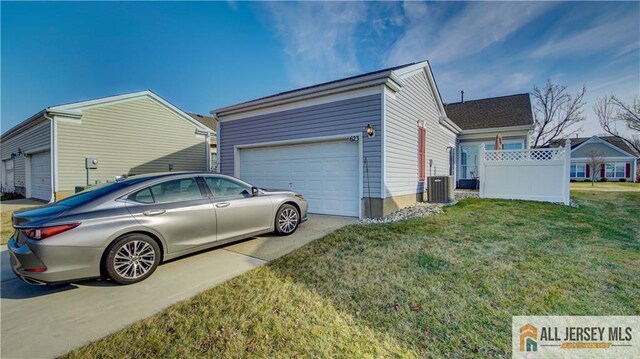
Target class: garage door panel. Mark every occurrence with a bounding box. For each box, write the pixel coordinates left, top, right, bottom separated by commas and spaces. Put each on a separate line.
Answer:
30, 151, 51, 201
240, 140, 359, 217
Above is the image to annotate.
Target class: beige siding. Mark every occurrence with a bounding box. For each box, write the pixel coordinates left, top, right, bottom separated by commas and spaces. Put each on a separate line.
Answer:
385, 71, 457, 197
56, 97, 207, 191
1, 120, 51, 190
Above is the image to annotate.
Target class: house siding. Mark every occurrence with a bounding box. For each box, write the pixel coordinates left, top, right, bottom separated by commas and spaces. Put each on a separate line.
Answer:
219, 94, 383, 197
385, 71, 456, 197
1, 120, 51, 191
56, 97, 207, 191
572, 142, 632, 158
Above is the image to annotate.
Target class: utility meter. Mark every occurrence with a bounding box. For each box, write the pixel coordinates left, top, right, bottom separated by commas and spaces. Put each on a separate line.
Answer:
86, 157, 99, 169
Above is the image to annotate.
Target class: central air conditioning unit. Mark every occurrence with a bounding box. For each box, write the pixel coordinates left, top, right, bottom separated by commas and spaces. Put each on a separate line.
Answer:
427, 176, 454, 203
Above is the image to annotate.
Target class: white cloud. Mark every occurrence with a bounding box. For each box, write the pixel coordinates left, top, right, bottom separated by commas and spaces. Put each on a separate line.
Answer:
531, 11, 639, 58
387, 2, 554, 66
263, 2, 367, 86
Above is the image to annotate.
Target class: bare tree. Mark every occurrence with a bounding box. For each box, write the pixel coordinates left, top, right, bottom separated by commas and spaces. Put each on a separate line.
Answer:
593, 94, 640, 155
531, 80, 587, 148
586, 149, 605, 187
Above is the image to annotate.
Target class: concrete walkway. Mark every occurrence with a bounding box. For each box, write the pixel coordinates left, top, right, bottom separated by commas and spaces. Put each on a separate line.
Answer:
1, 214, 354, 359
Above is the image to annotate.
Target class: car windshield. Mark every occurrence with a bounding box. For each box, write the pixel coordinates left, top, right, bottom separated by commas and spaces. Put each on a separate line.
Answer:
56, 182, 129, 207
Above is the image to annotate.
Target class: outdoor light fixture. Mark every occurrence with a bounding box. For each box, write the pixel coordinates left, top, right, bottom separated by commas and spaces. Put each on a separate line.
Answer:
365, 124, 375, 137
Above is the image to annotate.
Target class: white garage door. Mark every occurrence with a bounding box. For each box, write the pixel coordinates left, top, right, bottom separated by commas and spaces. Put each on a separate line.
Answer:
30, 151, 51, 201
239, 140, 359, 217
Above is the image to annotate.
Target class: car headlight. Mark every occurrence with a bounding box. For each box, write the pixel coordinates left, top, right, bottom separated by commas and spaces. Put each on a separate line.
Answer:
294, 194, 304, 201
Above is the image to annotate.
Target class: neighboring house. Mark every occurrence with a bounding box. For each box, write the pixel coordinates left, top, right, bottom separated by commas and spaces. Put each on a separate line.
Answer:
188, 113, 218, 172
549, 136, 638, 182
1, 91, 213, 202
445, 94, 535, 188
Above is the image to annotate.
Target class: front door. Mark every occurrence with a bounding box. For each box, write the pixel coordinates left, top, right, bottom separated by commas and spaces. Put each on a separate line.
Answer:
202, 176, 273, 242
126, 177, 217, 254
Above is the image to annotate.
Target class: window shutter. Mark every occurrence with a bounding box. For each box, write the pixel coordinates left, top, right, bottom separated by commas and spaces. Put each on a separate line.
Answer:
585, 164, 590, 178
418, 127, 426, 181
625, 163, 631, 178
600, 164, 605, 178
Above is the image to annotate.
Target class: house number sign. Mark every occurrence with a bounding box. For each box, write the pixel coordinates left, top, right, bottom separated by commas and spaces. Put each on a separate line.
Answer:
349, 135, 360, 142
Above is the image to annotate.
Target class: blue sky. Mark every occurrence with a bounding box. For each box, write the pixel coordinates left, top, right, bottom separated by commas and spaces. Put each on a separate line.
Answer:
2, 1, 639, 137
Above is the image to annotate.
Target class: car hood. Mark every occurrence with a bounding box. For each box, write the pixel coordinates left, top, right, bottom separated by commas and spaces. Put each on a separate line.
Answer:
260, 188, 298, 196
12, 204, 70, 228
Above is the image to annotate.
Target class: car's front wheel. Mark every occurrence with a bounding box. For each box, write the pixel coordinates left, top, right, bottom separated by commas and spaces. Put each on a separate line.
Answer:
105, 233, 161, 285
274, 204, 300, 236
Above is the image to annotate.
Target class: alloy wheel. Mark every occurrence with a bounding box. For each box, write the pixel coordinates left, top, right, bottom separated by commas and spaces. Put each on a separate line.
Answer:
113, 240, 156, 280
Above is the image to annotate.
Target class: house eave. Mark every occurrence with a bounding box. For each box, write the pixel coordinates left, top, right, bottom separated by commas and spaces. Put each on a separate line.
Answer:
213, 71, 404, 118
439, 116, 462, 134
459, 124, 535, 135
1, 110, 47, 141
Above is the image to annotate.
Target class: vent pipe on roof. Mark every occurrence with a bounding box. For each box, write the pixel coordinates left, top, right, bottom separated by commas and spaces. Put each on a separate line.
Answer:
461, 90, 464, 103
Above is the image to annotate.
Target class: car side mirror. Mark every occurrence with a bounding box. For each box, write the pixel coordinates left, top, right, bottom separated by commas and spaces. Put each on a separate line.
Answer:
251, 186, 259, 197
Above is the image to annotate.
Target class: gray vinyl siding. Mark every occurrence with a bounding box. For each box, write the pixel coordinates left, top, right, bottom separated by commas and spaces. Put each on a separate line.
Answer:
219, 94, 383, 197
1, 120, 51, 190
56, 97, 207, 191
384, 71, 456, 197
572, 142, 634, 158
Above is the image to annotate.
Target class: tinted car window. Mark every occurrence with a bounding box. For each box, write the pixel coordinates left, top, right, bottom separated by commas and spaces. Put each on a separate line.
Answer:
128, 188, 154, 204
149, 178, 202, 203
57, 182, 128, 207
204, 177, 250, 198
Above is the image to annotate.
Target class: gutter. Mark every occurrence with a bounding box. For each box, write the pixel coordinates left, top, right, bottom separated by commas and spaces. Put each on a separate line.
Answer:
213, 70, 405, 118
459, 124, 535, 135
438, 116, 462, 134
42, 110, 56, 203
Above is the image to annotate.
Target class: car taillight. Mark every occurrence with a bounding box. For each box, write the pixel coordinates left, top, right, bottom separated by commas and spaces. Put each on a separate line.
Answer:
20, 223, 80, 240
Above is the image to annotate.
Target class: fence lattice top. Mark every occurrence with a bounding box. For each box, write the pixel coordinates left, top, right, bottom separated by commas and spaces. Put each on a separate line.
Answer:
483, 147, 567, 162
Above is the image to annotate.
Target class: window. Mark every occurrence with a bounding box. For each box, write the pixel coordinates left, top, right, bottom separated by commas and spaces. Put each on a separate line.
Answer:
128, 188, 154, 204
605, 163, 625, 178
570, 164, 586, 178
460, 144, 478, 179
503, 143, 523, 150
149, 178, 202, 203
418, 127, 426, 180
204, 177, 251, 198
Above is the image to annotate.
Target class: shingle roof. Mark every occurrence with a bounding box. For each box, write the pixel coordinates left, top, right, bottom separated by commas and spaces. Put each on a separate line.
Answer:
188, 113, 217, 132
549, 136, 638, 156
444, 93, 534, 130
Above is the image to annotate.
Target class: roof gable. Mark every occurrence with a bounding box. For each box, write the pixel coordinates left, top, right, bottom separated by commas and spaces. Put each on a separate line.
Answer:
48, 90, 210, 133
558, 135, 638, 158
444, 93, 534, 131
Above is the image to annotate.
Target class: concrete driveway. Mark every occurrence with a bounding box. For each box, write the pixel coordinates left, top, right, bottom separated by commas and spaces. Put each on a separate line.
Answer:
1, 214, 354, 359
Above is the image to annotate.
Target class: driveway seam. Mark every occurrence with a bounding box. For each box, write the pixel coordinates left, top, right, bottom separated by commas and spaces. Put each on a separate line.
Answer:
221, 248, 269, 263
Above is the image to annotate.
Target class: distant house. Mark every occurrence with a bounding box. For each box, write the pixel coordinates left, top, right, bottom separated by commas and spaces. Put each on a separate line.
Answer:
549, 135, 638, 182
188, 113, 218, 172
1, 91, 213, 201
444, 94, 535, 187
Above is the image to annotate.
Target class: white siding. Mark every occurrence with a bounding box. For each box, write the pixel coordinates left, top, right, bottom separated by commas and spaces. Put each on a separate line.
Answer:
384, 71, 456, 197
0, 120, 51, 192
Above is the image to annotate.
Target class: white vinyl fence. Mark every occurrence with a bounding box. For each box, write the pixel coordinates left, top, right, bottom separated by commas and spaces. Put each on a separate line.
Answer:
478, 139, 571, 205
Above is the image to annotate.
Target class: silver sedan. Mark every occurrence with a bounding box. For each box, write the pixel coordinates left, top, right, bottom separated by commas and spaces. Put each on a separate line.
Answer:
7, 172, 308, 285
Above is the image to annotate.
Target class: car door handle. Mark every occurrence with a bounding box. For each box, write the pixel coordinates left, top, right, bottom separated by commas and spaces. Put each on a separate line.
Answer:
215, 202, 230, 208
143, 209, 166, 216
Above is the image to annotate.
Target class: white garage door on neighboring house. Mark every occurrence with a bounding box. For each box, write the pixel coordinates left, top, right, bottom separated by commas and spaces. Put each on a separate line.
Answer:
30, 151, 51, 201
239, 140, 360, 217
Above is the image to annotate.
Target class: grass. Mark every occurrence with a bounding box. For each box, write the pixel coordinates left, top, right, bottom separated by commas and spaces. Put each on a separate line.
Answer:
1, 210, 15, 245
64, 189, 640, 358
571, 181, 640, 191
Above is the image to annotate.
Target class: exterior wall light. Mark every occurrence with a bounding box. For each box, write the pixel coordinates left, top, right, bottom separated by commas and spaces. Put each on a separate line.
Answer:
365, 124, 375, 137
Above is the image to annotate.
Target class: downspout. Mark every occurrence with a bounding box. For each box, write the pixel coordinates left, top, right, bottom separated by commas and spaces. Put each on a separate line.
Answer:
42, 110, 56, 203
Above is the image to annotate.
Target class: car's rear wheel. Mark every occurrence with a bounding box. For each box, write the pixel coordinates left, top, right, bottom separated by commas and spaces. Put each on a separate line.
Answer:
105, 234, 160, 285
274, 204, 300, 236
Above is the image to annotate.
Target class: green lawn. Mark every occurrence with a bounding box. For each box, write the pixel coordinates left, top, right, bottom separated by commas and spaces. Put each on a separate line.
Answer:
64, 190, 640, 358
571, 181, 640, 191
